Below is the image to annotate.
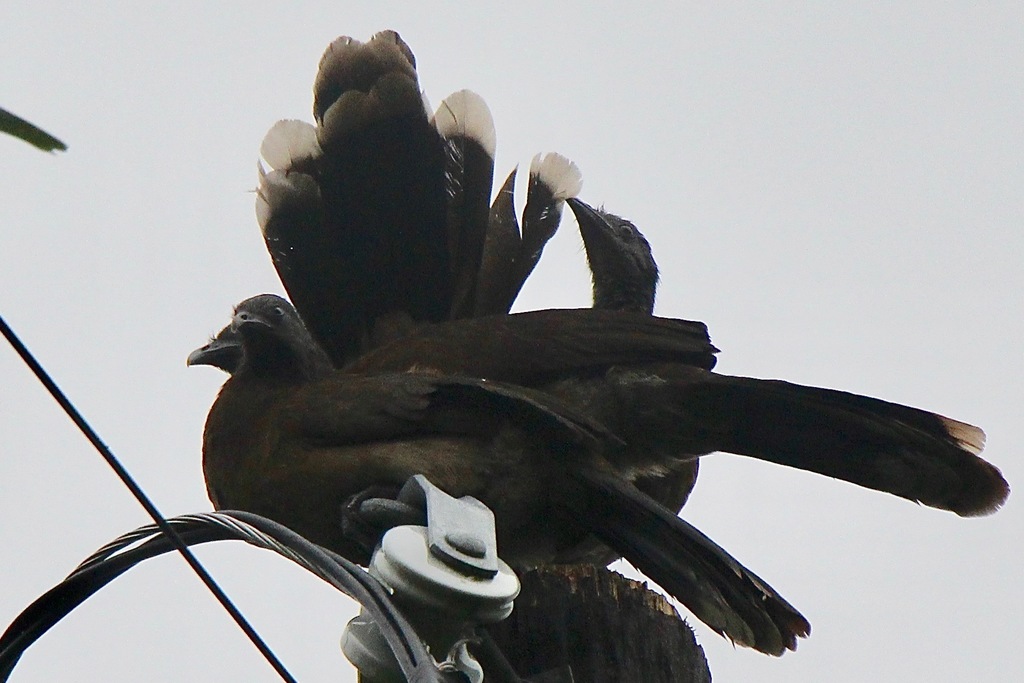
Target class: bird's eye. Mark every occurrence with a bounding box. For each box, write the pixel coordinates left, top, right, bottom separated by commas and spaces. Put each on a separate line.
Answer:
272, 306, 285, 318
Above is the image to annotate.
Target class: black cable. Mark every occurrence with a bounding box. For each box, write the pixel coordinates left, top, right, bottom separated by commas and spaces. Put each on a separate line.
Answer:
0, 512, 454, 683
0, 315, 297, 683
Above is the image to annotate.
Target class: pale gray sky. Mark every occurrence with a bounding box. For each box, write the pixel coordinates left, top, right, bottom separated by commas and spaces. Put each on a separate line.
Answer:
2, 3, 1021, 681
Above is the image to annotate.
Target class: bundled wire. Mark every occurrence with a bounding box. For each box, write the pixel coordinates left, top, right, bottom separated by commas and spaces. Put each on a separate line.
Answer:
0, 511, 460, 682
1, 315, 530, 682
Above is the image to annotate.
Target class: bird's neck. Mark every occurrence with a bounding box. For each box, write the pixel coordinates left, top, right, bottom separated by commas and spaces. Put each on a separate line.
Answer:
593, 286, 655, 315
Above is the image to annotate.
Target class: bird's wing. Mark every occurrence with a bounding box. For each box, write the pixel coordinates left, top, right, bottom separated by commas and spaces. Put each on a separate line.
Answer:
279, 371, 614, 452
345, 308, 719, 381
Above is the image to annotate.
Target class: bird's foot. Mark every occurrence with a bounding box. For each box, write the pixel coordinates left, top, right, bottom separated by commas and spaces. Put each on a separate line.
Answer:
340, 484, 424, 554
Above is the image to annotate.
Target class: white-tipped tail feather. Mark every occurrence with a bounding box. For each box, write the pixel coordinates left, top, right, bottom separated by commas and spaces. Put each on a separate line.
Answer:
255, 167, 321, 236
941, 416, 986, 455
259, 119, 321, 171
317, 35, 358, 74
315, 33, 415, 87
530, 152, 583, 200
432, 90, 497, 156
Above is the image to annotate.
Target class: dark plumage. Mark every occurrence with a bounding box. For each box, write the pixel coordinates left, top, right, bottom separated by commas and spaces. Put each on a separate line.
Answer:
194, 283, 1007, 654
257, 31, 450, 364
190, 201, 1008, 657
569, 197, 660, 314
348, 316, 1004, 518
256, 31, 581, 365
190, 204, 1007, 651
433, 89, 496, 319
201, 294, 811, 655
347, 209, 1006, 518
191, 28, 1009, 658
186, 328, 241, 373
472, 154, 583, 316
567, 197, 699, 530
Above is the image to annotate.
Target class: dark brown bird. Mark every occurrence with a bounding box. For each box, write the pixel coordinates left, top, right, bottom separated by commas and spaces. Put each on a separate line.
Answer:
193, 288, 1008, 650
347, 202, 1006, 519
192, 29, 1008, 657
191, 199, 1008, 654
200, 294, 811, 655
565, 197, 700, 532
191, 200, 1008, 642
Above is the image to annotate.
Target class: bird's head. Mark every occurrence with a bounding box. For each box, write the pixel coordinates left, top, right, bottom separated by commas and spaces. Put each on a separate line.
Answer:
230, 294, 333, 381
230, 294, 296, 335
187, 294, 332, 383
567, 198, 659, 314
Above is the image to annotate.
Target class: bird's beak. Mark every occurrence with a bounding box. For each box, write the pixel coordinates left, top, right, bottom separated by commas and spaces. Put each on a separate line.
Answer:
566, 196, 599, 222
567, 197, 608, 236
567, 197, 616, 257
186, 336, 242, 372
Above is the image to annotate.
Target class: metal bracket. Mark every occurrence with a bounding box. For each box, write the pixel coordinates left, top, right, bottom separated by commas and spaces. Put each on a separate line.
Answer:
397, 475, 499, 579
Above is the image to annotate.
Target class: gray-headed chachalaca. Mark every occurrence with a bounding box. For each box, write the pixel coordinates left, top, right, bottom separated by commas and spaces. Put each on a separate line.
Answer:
189, 29, 1008, 657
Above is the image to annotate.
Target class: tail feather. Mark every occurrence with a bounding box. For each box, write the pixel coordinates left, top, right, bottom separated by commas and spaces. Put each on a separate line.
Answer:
433, 90, 497, 319
256, 167, 324, 260
702, 376, 1007, 516
313, 31, 420, 130
566, 469, 810, 655
610, 367, 1009, 516
474, 168, 522, 316
432, 90, 496, 156
504, 154, 583, 304
260, 30, 450, 366
472, 154, 583, 317
259, 119, 322, 171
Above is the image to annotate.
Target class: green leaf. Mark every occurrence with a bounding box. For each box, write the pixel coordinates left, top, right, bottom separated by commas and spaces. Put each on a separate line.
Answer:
0, 107, 67, 152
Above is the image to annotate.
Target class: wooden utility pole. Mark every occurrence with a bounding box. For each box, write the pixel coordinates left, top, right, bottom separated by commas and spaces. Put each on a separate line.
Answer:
486, 566, 711, 682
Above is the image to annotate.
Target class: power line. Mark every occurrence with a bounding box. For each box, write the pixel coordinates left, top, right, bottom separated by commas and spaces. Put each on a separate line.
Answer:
0, 314, 297, 683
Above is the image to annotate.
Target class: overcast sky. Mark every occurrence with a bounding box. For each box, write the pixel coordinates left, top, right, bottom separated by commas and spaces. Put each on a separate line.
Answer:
2, 3, 1021, 681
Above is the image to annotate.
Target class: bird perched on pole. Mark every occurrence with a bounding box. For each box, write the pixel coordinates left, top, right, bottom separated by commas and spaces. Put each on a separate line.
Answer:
197, 293, 811, 655
189, 27, 1008, 658
191, 291, 1006, 656
565, 197, 700, 527
190, 198, 1008, 653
